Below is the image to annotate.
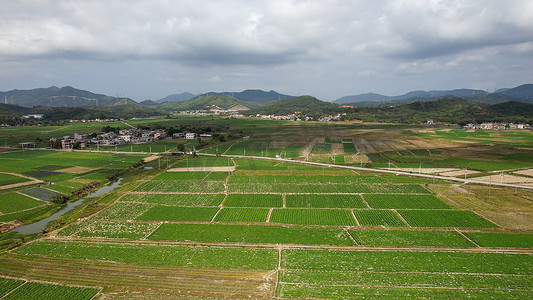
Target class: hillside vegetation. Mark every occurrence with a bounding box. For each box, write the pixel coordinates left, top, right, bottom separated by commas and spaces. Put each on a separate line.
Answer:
158, 95, 258, 111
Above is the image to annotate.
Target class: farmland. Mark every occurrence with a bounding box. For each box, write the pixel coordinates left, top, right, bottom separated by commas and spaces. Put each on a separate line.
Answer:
1, 118, 533, 298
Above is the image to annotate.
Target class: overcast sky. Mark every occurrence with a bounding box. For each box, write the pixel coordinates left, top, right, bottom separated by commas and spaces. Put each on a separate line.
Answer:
1, 0, 532, 101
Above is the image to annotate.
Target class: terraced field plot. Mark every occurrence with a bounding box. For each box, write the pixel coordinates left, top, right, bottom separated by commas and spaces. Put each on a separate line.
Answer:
137, 206, 219, 222
0, 193, 44, 214
353, 210, 407, 227
363, 194, 450, 209
350, 229, 476, 247
223, 194, 282, 207
214, 208, 269, 223
464, 232, 533, 248
1, 281, 99, 300
125, 193, 224, 206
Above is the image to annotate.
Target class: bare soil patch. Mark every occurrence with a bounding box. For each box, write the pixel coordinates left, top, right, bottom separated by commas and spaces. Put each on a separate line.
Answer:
331, 143, 344, 155
68, 179, 95, 184
0, 220, 22, 232
142, 156, 159, 163
472, 174, 533, 184
515, 169, 533, 177
56, 166, 98, 174
0, 180, 42, 190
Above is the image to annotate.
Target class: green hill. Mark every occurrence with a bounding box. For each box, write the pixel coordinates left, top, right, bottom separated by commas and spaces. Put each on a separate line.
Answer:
250, 96, 342, 115
157, 95, 257, 111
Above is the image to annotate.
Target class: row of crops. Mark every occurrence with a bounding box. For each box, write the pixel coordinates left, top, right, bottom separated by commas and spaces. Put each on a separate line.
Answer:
0, 277, 98, 300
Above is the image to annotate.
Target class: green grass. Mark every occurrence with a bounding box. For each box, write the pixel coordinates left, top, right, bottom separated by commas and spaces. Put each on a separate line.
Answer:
136, 206, 219, 222
464, 232, 533, 248
363, 194, 450, 209
171, 156, 234, 168
128, 193, 224, 206
213, 208, 269, 223
15, 240, 278, 270
353, 210, 407, 227
223, 194, 282, 207
0, 192, 44, 214
350, 229, 475, 247
270, 209, 356, 226
148, 223, 354, 245
285, 194, 366, 208
399, 210, 499, 228
3, 281, 99, 300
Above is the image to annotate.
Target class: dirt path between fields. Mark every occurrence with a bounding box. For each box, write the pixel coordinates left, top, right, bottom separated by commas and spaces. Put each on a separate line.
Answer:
299, 137, 319, 158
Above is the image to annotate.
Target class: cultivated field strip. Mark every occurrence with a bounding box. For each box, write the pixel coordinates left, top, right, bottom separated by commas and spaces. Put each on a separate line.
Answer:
0, 256, 274, 299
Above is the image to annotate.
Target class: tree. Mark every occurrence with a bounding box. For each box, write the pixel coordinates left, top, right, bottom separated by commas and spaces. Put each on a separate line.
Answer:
176, 143, 185, 151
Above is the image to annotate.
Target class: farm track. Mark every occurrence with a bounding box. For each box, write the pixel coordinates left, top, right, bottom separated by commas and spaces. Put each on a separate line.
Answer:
0, 255, 274, 298
43, 236, 533, 254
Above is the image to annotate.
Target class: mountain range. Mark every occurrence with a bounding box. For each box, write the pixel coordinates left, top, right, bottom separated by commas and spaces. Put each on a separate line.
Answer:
334, 84, 533, 106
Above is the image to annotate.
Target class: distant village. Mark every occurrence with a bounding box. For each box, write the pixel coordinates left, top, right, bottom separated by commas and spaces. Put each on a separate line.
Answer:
463, 122, 530, 130
50, 128, 211, 149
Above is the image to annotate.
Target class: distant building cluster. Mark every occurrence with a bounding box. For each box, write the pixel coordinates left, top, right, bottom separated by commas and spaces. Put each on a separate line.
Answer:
50, 128, 168, 149
463, 122, 530, 130
255, 113, 345, 122
177, 104, 250, 115
68, 118, 124, 123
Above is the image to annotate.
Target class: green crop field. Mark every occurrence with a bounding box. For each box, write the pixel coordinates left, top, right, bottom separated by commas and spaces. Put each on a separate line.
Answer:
1, 281, 99, 300
350, 229, 475, 247
464, 232, 533, 248
399, 210, 499, 228
343, 142, 356, 153
148, 223, 354, 245
92, 202, 153, 220
214, 208, 269, 223
363, 194, 450, 209
152, 171, 211, 181
136, 206, 219, 222
15, 240, 279, 270
223, 194, 282, 207
285, 194, 366, 208
228, 175, 386, 184
228, 183, 429, 194
0, 193, 44, 214
353, 210, 407, 227
58, 220, 161, 239
125, 193, 224, 206
311, 143, 331, 154
0, 174, 30, 186
270, 209, 356, 226
0, 278, 24, 296
133, 181, 225, 193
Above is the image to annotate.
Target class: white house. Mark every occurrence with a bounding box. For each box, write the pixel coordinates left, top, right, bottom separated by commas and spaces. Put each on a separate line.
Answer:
185, 132, 196, 139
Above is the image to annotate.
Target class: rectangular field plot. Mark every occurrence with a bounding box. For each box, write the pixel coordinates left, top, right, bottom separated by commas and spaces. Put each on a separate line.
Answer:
0, 192, 44, 214
353, 210, 407, 227
92, 202, 153, 221
464, 232, 533, 248
19, 187, 58, 201
171, 156, 234, 168
350, 229, 475, 247
15, 241, 279, 270
224, 194, 282, 207
133, 181, 225, 193
152, 171, 210, 181
137, 206, 219, 222
228, 183, 429, 194
311, 143, 331, 154
399, 210, 499, 228
0, 277, 24, 296
343, 142, 356, 153
277, 280, 533, 300
214, 208, 269, 223
0, 174, 30, 186
58, 221, 161, 239
148, 223, 354, 246
363, 194, 450, 209
131, 194, 224, 206
281, 249, 533, 274
285, 194, 366, 208
2, 282, 99, 300
270, 209, 356, 226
